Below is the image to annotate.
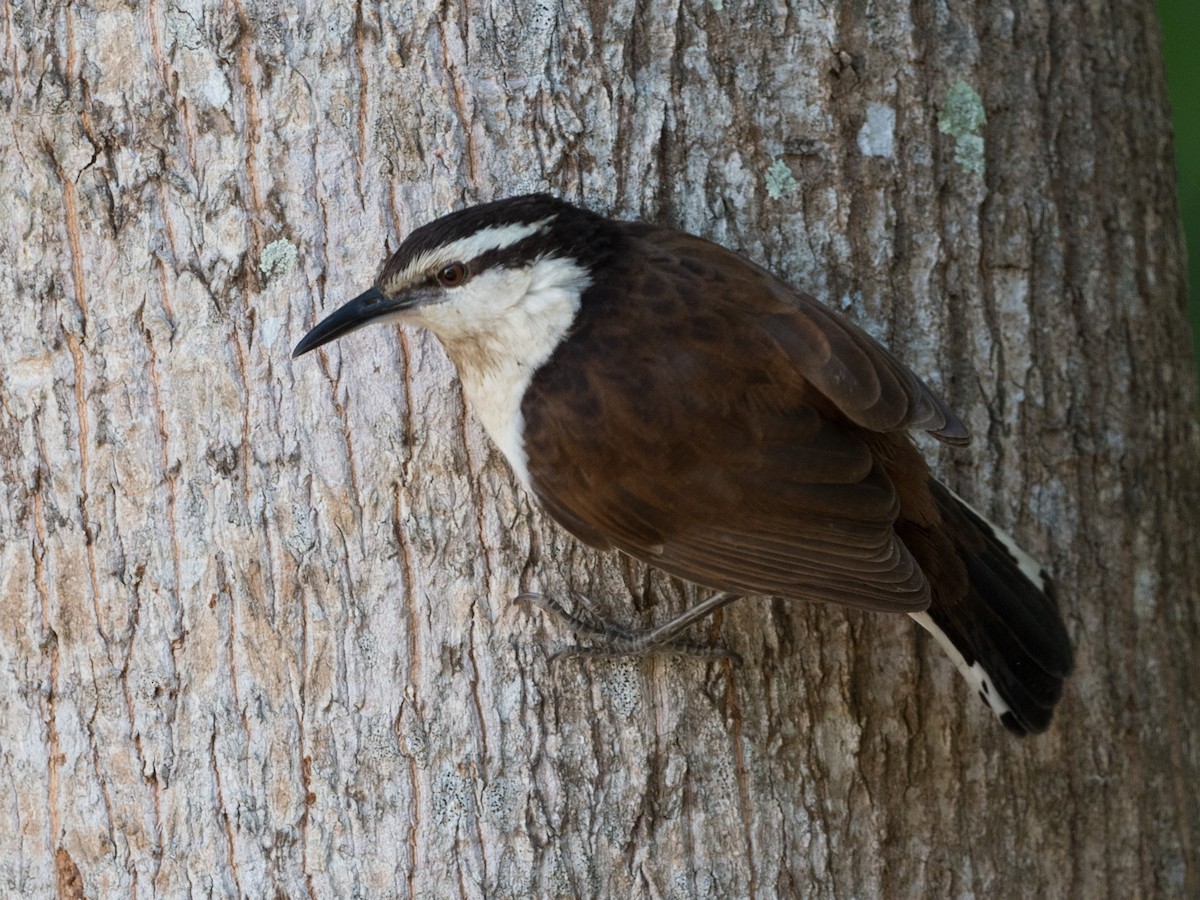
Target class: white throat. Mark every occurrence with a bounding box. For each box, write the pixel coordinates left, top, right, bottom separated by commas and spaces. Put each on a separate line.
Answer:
413, 256, 590, 485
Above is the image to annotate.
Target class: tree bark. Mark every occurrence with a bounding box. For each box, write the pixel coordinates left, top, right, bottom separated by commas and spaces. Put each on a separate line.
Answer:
1, 1, 1196, 897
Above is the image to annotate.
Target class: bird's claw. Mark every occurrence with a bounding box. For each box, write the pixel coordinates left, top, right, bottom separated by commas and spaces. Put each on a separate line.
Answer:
514, 591, 741, 664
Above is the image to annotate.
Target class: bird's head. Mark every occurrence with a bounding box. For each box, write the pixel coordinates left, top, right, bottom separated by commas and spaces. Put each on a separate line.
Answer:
292, 194, 614, 360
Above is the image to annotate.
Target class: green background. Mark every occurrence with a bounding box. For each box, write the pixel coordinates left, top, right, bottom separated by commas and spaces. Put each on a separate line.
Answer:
1160, 0, 1200, 373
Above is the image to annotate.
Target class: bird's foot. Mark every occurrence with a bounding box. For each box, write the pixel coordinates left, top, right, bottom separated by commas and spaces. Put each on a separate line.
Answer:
514, 590, 742, 663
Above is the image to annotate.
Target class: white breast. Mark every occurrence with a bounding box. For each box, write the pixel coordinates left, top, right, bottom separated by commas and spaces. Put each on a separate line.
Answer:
415, 256, 591, 486
457, 362, 538, 485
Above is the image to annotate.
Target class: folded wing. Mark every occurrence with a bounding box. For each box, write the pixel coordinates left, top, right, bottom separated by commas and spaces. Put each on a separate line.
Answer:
522, 225, 968, 612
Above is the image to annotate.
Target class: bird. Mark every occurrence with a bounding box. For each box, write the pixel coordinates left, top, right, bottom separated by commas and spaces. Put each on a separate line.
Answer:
292, 193, 1073, 735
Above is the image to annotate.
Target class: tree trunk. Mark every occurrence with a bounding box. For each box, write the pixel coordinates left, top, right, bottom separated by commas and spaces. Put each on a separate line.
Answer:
2, 1, 1196, 897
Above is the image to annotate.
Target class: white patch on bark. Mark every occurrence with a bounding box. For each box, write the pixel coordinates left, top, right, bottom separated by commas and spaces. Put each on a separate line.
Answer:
857, 102, 896, 158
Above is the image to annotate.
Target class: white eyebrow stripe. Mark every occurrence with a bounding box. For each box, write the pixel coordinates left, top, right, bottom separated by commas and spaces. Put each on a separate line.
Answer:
386, 217, 555, 292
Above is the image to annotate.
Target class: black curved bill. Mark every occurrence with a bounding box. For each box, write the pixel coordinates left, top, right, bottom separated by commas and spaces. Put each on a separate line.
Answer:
292, 287, 390, 359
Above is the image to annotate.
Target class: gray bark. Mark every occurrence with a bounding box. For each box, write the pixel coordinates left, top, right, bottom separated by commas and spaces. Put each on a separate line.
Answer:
1, 1, 1197, 897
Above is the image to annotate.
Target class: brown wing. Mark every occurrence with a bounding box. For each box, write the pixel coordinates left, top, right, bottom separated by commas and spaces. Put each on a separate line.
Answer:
637, 225, 969, 445
520, 225, 967, 612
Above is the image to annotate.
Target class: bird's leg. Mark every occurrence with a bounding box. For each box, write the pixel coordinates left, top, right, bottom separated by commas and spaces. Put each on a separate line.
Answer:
515, 590, 743, 662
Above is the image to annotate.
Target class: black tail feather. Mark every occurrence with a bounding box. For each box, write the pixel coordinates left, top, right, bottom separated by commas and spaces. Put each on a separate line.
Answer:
915, 482, 1073, 735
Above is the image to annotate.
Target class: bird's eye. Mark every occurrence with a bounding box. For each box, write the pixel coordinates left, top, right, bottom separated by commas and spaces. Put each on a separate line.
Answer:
437, 262, 468, 287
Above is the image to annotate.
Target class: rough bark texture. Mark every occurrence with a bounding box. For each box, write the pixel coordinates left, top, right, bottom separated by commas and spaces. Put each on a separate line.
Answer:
1, 1, 1197, 897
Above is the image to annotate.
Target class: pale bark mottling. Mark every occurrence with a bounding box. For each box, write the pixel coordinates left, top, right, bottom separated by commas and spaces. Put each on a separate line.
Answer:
1, 1, 1197, 897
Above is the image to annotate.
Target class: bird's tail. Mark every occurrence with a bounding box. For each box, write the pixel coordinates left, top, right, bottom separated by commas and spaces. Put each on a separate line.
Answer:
908, 481, 1073, 735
